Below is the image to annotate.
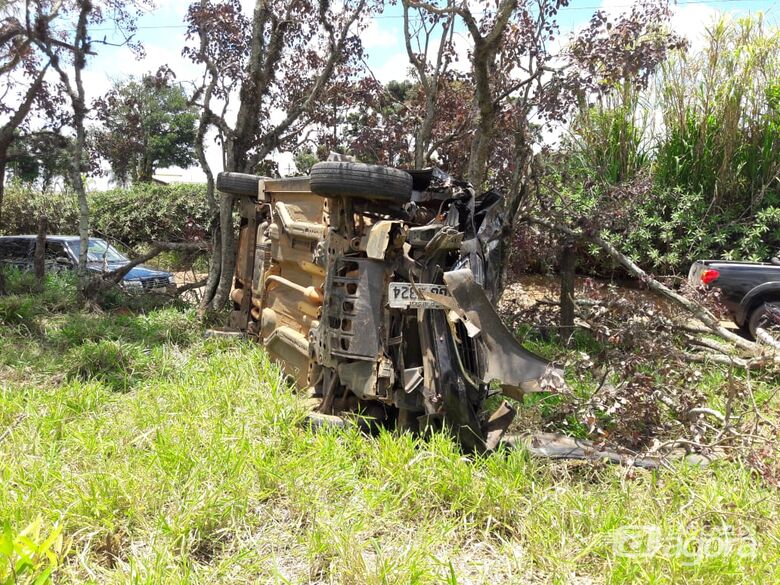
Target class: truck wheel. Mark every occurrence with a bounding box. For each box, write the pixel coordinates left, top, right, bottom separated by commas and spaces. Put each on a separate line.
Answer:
748, 302, 779, 340
216, 172, 264, 197
310, 162, 412, 202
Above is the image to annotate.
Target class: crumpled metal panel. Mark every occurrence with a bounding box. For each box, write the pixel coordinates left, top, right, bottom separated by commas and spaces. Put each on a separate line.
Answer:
443, 268, 558, 393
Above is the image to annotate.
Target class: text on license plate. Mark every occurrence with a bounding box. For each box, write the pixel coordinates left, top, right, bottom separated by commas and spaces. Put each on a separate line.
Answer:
388, 282, 450, 309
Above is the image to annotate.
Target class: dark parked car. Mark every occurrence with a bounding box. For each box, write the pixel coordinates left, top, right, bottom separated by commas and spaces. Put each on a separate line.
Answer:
0, 235, 175, 292
689, 257, 780, 339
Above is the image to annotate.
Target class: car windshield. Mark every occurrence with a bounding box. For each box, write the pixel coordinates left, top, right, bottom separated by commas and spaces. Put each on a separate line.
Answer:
68, 239, 128, 263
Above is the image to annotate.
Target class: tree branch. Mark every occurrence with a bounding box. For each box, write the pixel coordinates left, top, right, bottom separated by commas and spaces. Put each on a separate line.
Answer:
99, 241, 209, 287
526, 216, 764, 354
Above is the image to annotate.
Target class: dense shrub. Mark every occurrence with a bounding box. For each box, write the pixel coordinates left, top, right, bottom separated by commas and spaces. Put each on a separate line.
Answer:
1, 182, 210, 246
0, 182, 80, 235
538, 15, 780, 276
89, 182, 210, 246
617, 190, 780, 273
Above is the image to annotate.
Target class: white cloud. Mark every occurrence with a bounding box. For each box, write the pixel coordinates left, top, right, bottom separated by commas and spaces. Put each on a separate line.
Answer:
598, 0, 722, 49
361, 18, 399, 50
371, 51, 412, 83
670, 3, 721, 51
599, 0, 629, 18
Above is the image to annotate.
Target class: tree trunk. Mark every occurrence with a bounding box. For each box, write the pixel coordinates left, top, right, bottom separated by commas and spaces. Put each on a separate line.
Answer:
210, 192, 236, 309
0, 158, 6, 231
137, 162, 154, 183
196, 133, 221, 312
34, 214, 47, 292
415, 97, 436, 168
466, 111, 496, 188
462, 0, 517, 187
195, 0, 365, 311
494, 121, 535, 302
559, 241, 576, 345
71, 98, 90, 291
200, 224, 221, 307
0, 65, 49, 232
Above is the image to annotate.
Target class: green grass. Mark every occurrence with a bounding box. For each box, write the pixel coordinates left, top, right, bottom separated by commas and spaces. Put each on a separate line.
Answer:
0, 290, 778, 583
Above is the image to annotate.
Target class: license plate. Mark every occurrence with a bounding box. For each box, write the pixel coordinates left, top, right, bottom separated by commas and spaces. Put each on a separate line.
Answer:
388, 282, 450, 309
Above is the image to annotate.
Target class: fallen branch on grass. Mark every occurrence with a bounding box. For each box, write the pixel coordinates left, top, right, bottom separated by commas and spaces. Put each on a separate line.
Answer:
756, 327, 780, 351
526, 216, 776, 362
175, 278, 208, 295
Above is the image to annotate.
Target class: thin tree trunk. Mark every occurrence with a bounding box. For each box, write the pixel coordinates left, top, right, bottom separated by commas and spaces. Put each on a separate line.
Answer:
494, 122, 534, 301
192, 0, 222, 313
0, 65, 49, 231
200, 226, 221, 310
462, 0, 516, 187
196, 128, 221, 311
71, 103, 90, 289
194, 0, 365, 311
210, 192, 236, 309
34, 214, 47, 292
415, 99, 436, 168
559, 241, 576, 345
467, 113, 496, 188
0, 160, 5, 233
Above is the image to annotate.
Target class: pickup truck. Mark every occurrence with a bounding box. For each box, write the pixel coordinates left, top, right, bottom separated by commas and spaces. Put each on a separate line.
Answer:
689, 257, 780, 338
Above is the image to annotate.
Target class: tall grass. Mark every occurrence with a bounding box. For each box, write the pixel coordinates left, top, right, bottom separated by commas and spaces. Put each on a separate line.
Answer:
557, 14, 780, 273
656, 15, 780, 213
566, 85, 653, 185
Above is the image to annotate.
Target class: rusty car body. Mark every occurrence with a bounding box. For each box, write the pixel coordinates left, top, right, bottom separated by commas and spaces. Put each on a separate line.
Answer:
216, 162, 560, 452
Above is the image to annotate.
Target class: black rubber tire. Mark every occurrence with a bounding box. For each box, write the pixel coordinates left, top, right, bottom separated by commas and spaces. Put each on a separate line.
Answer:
216, 172, 263, 196
748, 302, 779, 340
310, 161, 412, 202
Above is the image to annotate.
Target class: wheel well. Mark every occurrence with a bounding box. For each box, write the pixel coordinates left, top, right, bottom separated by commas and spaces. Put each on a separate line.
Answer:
746, 293, 780, 319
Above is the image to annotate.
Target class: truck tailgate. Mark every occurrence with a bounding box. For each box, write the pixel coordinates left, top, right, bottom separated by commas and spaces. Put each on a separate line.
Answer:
688, 260, 713, 286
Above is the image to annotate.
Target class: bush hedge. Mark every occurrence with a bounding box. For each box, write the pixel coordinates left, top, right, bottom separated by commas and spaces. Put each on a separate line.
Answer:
1, 182, 211, 247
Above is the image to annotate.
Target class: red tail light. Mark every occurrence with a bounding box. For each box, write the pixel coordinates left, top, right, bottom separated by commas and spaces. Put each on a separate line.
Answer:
701, 269, 720, 285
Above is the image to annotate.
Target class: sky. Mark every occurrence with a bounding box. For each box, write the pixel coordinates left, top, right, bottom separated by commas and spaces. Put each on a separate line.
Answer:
81, 0, 780, 184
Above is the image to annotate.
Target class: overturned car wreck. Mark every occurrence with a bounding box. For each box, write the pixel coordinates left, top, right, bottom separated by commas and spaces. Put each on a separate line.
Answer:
218, 161, 561, 453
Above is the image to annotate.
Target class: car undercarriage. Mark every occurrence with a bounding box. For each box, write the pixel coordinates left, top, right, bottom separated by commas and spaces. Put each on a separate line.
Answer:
219, 161, 563, 453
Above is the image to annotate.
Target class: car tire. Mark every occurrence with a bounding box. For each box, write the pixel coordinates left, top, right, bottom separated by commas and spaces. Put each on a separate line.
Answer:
310, 161, 413, 202
216, 172, 264, 197
748, 302, 779, 340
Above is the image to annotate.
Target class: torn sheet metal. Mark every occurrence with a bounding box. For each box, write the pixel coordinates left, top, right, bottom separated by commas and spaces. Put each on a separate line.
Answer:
363, 220, 397, 259
443, 268, 561, 393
